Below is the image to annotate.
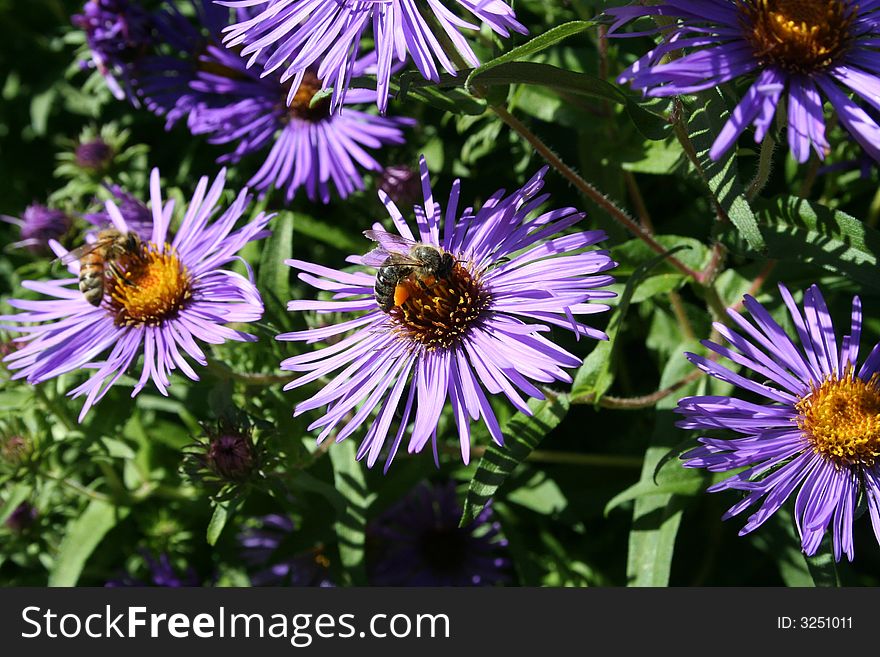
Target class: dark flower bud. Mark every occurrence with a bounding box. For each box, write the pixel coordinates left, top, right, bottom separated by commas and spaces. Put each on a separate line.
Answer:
75, 138, 114, 171
207, 432, 256, 481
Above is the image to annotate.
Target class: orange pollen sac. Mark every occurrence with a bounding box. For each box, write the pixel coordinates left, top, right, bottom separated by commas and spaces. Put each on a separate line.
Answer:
389, 262, 491, 351
739, 0, 856, 73
108, 243, 192, 327
285, 71, 331, 122
796, 372, 880, 467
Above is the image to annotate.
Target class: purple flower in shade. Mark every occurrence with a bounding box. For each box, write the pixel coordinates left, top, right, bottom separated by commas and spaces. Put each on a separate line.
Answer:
74, 138, 115, 171
238, 515, 335, 586
1, 205, 71, 253
106, 552, 200, 587
72, 0, 155, 101
378, 164, 422, 207
1, 169, 271, 421
4, 502, 37, 533
139, 2, 413, 203
368, 481, 509, 586
610, 1, 880, 162
279, 157, 616, 469
218, 0, 528, 114
84, 184, 154, 242
677, 284, 880, 561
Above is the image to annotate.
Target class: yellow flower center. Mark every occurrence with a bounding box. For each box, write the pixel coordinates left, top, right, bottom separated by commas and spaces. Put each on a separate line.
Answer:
796, 372, 880, 466
739, 0, 856, 73
108, 243, 192, 326
389, 262, 491, 351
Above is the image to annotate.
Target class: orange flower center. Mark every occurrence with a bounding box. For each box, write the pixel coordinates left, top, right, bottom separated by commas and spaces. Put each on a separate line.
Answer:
739, 0, 856, 73
389, 263, 490, 351
108, 243, 192, 326
797, 372, 880, 466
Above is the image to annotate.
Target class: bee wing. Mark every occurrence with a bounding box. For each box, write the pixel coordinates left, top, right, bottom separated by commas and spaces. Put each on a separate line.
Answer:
363, 229, 419, 254
56, 239, 110, 266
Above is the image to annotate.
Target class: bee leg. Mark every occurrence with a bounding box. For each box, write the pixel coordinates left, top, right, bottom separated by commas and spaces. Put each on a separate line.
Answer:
107, 262, 137, 288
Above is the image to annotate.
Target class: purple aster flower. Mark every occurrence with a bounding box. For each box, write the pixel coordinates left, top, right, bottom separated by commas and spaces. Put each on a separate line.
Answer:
677, 284, 880, 561
218, 0, 528, 114
140, 2, 413, 203
610, 1, 880, 162
1, 169, 271, 421
368, 481, 509, 586
72, 0, 155, 102
84, 184, 154, 242
106, 551, 200, 587
1, 205, 72, 253
279, 157, 616, 469
239, 515, 335, 586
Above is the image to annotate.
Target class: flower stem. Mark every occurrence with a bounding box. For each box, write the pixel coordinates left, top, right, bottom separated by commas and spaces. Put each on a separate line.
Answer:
746, 132, 776, 201
571, 369, 704, 408
491, 104, 702, 282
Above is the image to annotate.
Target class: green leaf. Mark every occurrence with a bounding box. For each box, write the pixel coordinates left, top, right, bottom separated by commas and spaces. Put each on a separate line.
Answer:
329, 439, 375, 586
625, 340, 704, 587
259, 210, 294, 318
207, 498, 239, 547
461, 393, 570, 526
466, 21, 597, 89
49, 500, 127, 586
572, 245, 692, 403
722, 195, 880, 291
806, 544, 841, 587
684, 90, 765, 251
471, 61, 624, 105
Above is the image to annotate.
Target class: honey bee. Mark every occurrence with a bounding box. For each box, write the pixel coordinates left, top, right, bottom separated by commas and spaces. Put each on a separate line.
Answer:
363, 230, 455, 312
60, 229, 142, 306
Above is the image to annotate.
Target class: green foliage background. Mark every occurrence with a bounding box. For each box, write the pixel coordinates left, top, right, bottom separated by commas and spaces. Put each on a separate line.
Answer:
2, 0, 879, 587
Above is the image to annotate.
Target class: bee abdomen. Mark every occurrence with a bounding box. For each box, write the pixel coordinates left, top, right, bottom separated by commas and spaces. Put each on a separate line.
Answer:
79, 264, 105, 307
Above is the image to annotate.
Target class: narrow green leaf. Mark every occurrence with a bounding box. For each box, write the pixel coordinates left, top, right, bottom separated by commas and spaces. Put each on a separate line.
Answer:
49, 499, 127, 586
465, 20, 597, 90
471, 61, 625, 105
461, 393, 570, 526
207, 498, 238, 546
329, 439, 375, 586
259, 210, 294, 319
722, 195, 880, 291
806, 545, 841, 587
625, 340, 704, 587
684, 90, 765, 251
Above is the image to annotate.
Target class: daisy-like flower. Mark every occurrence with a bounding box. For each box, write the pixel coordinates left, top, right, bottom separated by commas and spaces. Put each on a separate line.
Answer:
368, 481, 509, 586
279, 157, 616, 469
1, 205, 71, 253
140, 2, 413, 203
610, 1, 880, 162
72, 0, 155, 102
1, 169, 271, 421
238, 515, 334, 586
677, 284, 880, 561
84, 185, 154, 242
218, 0, 527, 113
